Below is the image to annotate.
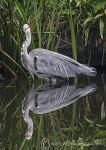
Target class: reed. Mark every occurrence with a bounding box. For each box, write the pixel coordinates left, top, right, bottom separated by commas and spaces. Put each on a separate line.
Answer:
1, 0, 106, 75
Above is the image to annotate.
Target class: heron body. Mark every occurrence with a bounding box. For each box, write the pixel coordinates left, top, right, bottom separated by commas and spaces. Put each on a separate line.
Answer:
21, 24, 97, 80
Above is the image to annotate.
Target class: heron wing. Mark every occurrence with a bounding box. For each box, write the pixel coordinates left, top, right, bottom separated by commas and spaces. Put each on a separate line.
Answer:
30, 48, 77, 77
29, 48, 96, 77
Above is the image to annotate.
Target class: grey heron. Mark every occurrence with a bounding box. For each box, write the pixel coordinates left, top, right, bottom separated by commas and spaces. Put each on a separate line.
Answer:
22, 83, 97, 139
21, 24, 97, 81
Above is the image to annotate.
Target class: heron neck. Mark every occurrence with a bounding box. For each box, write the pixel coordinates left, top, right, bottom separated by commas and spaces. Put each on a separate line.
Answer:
26, 31, 31, 47
23, 31, 31, 56
23, 46, 29, 56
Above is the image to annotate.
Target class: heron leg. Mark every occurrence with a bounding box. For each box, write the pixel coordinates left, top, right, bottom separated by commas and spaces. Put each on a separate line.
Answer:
28, 67, 34, 80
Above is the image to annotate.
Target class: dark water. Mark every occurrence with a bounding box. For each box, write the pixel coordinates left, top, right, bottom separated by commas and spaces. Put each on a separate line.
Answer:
0, 72, 106, 150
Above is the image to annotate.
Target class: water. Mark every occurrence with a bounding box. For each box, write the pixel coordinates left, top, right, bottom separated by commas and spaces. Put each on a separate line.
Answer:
0, 72, 106, 149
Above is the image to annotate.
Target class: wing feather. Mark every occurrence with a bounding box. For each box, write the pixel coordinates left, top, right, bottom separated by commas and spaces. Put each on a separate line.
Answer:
29, 48, 79, 77
29, 48, 96, 77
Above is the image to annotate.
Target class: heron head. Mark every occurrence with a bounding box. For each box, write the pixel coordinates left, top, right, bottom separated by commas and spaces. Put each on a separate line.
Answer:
23, 24, 30, 33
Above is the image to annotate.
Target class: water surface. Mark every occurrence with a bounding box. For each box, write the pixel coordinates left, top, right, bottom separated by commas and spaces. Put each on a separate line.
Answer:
0, 72, 106, 149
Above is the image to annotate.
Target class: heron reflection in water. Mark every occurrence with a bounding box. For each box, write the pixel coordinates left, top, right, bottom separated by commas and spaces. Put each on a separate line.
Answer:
22, 83, 97, 139
21, 24, 97, 82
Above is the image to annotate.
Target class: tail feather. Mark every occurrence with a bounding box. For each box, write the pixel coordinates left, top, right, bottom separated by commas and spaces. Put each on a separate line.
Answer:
59, 55, 97, 77
79, 64, 97, 77
63, 60, 97, 77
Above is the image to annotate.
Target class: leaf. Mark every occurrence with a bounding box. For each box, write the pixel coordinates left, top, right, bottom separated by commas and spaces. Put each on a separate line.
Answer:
94, 13, 103, 20
101, 102, 105, 120
10, 35, 18, 46
84, 27, 90, 46
76, 1, 81, 7
0, 50, 22, 70
83, 16, 93, 26
99, 18, 104, 39
15, 0, 26, 21
85, 114, 97, 124
93, 2, 104, 11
